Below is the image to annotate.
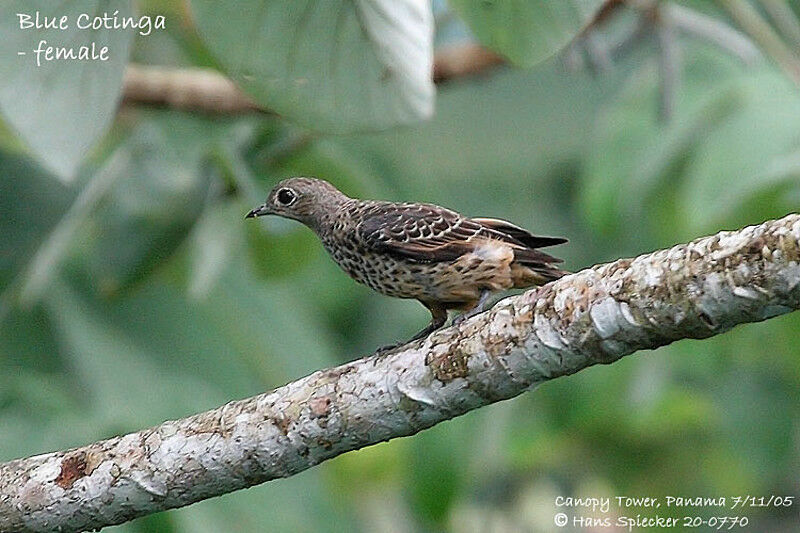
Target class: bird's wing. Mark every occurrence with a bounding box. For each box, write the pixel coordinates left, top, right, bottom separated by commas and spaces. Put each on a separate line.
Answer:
469, 217, 566, 265
357, 203, 484, 263
357, 203, 567, 265
470, 218, 567, 248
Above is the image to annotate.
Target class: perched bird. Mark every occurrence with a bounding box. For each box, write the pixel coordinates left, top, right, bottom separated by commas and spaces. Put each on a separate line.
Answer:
247, 177, 567, 347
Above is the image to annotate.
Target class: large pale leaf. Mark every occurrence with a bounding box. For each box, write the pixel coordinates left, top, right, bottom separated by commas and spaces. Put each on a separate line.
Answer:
88, 113, 221, 294
188, 200, 241, 300
189, 0, 434, 132
449, 0, 604, 67
0, 1, 133, 180
681, 70, 800, 231
46, 283, 226, 427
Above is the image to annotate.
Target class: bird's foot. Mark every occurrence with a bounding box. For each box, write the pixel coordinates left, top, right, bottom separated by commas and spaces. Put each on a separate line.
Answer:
452, 310, 485, 326
452, 313, 470, 326
374, 330, 435, 355
453, 289, 492, 326
375, 341, 404, 355
375, 308, 450, 354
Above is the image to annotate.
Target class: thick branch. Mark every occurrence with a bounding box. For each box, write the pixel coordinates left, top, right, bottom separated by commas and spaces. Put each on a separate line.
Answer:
1, 214, 799, 532
122, 64, 261, 113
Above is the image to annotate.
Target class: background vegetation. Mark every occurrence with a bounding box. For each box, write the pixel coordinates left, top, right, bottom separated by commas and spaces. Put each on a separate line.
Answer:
1, 0, 799, 531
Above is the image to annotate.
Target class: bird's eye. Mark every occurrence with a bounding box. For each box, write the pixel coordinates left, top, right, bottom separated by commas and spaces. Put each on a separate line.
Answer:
277, 188, 296, 206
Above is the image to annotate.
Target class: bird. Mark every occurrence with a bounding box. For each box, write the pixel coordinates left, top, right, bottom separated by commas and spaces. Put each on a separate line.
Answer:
246, 177, 567, 349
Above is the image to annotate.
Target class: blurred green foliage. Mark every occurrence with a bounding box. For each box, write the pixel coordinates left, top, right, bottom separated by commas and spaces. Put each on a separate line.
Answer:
449, 0, 604, 67
1, 0, 800, 532
0, 0, 133, 178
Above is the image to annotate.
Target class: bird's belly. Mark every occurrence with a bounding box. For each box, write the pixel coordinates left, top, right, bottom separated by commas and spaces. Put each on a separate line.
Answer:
326, 242, 516, 304
333, 251, 430, 299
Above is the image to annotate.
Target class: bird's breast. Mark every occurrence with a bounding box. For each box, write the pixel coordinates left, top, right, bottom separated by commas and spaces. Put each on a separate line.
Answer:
322, 236, 422, 298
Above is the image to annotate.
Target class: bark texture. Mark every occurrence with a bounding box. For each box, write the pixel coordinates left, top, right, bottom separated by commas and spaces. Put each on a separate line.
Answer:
1, 214, 799, 533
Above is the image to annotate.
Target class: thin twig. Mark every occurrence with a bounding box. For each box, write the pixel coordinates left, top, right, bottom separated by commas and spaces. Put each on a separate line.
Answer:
666, 3, 761, 64
721, 0, 800, 84
656, 7, 681, 121
760, 0, 800, 49
432, 44, 505, 82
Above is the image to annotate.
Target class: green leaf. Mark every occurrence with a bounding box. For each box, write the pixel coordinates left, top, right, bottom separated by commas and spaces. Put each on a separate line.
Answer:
0, 1, 133, 180
196, 261, 337, 383
189, 0, 434, 132
187, 200, 241, 300
580, 66, 660, 236
168, 470, 355, 533
16, 155, 122, 306
45, 282, 228, 428
681, 69, 800, 231
579, 47, 772, 242
449, 0, 603, 67
407, 418, 472, 525
88, 113, 224, 294
0, 152, 74, 294
244, 220, 320, 280
217, 140, 322, 280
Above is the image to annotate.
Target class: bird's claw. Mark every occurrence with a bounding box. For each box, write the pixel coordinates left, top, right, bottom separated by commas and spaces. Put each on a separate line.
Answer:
375, 342, 403, 355
452, 309, 480, 326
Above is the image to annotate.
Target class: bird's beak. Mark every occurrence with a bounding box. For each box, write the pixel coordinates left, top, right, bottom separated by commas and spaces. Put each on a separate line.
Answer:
245, 204, 270, 219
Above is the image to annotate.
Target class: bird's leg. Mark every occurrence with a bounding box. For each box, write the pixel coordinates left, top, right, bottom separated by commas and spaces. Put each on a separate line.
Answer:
409, 304, 449, 341
375, 303, 448, 353
453, 289, 492, 326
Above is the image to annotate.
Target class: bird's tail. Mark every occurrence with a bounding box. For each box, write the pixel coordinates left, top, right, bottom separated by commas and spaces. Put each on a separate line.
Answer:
471, 217, 568, 287
510, 261, 568, 287
510, 247, 568, 287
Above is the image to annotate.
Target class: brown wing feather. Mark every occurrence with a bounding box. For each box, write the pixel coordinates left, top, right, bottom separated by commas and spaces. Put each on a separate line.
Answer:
358, 204, 568, 267
470, 217, 566, 266
358, 203, 483, 262
471, 217, 568, 248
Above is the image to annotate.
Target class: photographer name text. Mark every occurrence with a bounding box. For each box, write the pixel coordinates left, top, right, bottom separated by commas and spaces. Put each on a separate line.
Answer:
553, 495, 794, 530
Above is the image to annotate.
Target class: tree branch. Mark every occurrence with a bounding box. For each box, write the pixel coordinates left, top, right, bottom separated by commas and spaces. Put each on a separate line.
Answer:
2, 214, 799, 533
122, 64, 261, 114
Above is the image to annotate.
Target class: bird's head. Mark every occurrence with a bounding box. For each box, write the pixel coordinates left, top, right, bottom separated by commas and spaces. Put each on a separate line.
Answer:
246, 177, 349, 227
